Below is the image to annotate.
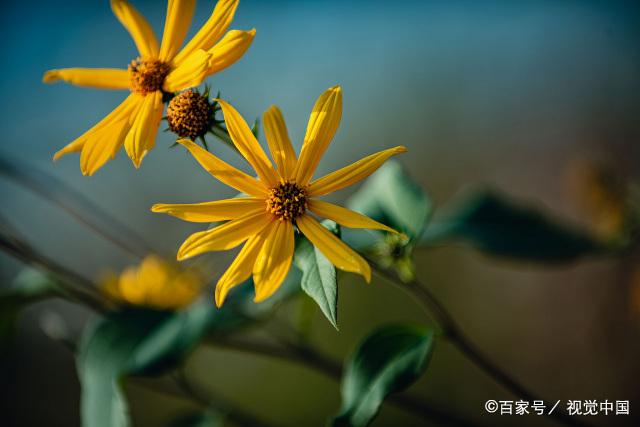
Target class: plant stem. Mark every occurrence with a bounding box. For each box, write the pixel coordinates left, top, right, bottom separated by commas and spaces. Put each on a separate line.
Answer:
0, 155, 151, 259
209, 336, 482, 427
0, 224, 108, 312
171, 369, 279, 427
369, 260, 593, 427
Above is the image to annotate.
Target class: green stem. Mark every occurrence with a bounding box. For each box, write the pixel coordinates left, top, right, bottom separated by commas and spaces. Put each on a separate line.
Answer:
368, 259, 594, 427
210, 122, 241, 154
170, 369, 279, 427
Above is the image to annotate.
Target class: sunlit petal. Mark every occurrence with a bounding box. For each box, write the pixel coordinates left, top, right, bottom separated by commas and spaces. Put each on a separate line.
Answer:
163, 49, 212, 92
263, 105, 297, 180
124, 91, 163, 168
43, 68, 130, 90
53, 94, 139, 164
111, 0, 159, 57
217, 99, 278, 186
215, 228, 268, 307
177, 139, 267, 197
308, 146, 407, 197
152, 198, 265, 223
293, 86, 342, 185
177, 211, 272, 260
253, 220, 294, 302
207, 29, 256, 75
308, 199, 398, 234
296, 214, 371, 282
159, 0, 196, 61
173, 0, 239, 65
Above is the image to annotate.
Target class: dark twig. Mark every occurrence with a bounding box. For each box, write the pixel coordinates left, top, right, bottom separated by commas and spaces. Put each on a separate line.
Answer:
171, 369, 278, 427
0, 216, 107, 312
0, 154, 152, 259
209, 336, 481, 427
368, 258, 594, 427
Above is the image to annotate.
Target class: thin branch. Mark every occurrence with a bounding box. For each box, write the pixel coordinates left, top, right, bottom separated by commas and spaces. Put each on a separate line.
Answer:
209, 336, 482, 427
368, 259, 594, 427
0, 217, 108, 312
171, 369, 279, 427
0, 154, 152, 259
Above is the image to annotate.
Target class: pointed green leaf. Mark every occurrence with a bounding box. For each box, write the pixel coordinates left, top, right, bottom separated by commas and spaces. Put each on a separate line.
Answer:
333, 324, 435, 427
348, 161, 431, 240
78, 301, 215, 427
422, 190, 607, 262
294, 221, 340, 329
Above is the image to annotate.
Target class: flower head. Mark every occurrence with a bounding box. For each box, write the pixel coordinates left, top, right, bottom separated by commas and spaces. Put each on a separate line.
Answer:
102, 255, 203, 310
152, 86, 407, 306
44, 0, 255, 175
167, 89, 215, 139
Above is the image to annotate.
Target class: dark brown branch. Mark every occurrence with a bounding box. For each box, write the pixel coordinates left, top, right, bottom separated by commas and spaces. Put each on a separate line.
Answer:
368, 258, 595, 427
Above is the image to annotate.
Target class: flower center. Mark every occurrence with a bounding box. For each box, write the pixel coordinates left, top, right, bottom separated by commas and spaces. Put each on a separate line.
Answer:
266, 182, 307, 221
128, 58, 171, 95
166, 90, 213, 139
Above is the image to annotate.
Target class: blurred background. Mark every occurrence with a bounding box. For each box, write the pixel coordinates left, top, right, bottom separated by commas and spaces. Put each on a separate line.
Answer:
1, 0, 639, 426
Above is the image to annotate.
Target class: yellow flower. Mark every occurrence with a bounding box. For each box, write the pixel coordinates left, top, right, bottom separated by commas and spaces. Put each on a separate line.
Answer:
152, 86, 407, 306
44, 0, 255, 175
102, 255, 203, 310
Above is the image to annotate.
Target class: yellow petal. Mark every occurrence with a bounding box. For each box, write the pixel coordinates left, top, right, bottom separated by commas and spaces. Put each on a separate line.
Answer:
43, 68, 130, 90
296, 215, 371, 283
53, 94, 139, 164
124, 91, 163, 168
217, 99, 278, 187
80, 115, 131, 176
163, 49, 212, 92
177, 139, 267, 197
118, 266, 147, 305
207, 29, 256, 75
173, 0, 239, 65
111, 0, 159, 58
177, 211, 272, 260
253, 220, 294, 302
308, 199, 398, 234
151, 197, 265, 223
215, 229, 267, 307
308, 146, 407, 197
293, 86, 342, 185
159, 0, 196, 61
263, 105, 297, 180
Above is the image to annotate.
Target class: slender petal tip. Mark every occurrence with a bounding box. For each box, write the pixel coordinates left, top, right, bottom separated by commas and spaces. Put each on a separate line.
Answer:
42, 70, 60, 83
394, 145, 408, 153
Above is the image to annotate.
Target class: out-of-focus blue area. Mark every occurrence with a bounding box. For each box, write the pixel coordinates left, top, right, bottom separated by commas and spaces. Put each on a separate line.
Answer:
1, 1, 640, 426
1, 0, 639, 277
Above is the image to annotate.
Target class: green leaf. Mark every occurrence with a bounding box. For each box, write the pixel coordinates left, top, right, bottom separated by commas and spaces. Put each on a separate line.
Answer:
1, 269, 59, 343
78, 302, 215, 427
168, 411, 221, 427
422, 190, 607, 262
333, 324, 435, 427
348, 161, 431, 240
294, 221, 340, 330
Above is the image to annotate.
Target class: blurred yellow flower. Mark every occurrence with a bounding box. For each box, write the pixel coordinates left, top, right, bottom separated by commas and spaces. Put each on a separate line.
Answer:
44, 0, 255, 175
152, 86, 407, 306
566, 159, 628, 239
103, 255, 203, 310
